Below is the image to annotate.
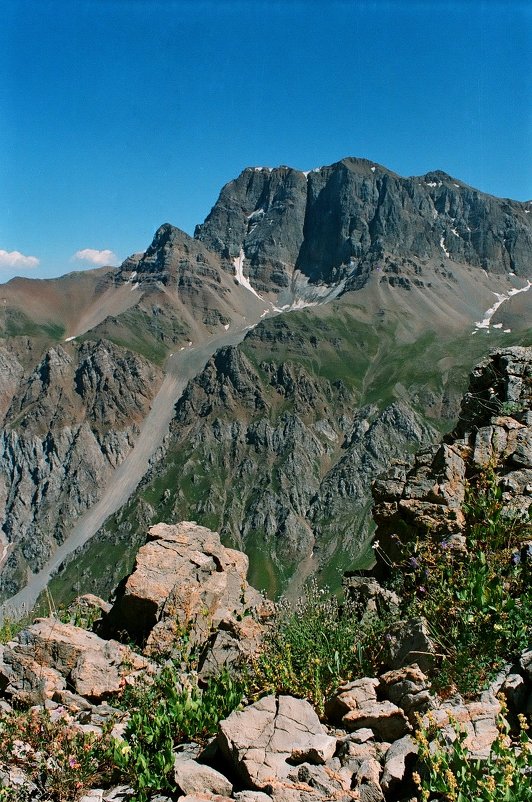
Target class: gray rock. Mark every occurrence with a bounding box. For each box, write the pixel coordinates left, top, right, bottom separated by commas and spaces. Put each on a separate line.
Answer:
218, 695, 332, 789
174, 757, 233, 797
383, 618, 437, 673
379, 735, 418, 793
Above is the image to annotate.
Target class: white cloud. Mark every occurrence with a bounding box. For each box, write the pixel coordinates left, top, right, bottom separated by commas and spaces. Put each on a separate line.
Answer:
0, 249, 40, 269
73, 248, 118, 266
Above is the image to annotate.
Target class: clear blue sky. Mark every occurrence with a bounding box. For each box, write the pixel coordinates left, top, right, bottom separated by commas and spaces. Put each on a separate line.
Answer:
1, 0, 530, 280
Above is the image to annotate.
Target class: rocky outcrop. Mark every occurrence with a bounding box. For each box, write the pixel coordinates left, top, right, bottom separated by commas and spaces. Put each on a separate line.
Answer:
0, 340, 163, 600
85, 344, 434, 600
0, 617, 151, 706
373, 346, 532, 562
0, 519, 530, 802
103, 521, 270, 669
196, 158, 532, 292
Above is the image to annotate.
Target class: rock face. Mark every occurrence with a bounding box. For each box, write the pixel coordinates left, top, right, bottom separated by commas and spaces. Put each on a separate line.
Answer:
0, 340, 163, 600
86, 343, 434, 600
218, 695, 336, 789
196, 158, 532, 292
373, 346, 532, 562
104, 521, 268, 667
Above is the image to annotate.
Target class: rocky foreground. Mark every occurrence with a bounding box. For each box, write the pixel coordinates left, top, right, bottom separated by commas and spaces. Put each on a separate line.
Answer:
0, 347, 531, 801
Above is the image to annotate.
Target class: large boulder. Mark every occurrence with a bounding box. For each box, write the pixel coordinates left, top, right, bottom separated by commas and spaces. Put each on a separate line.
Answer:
104, 522, 268, 663
218, 695, 337, 789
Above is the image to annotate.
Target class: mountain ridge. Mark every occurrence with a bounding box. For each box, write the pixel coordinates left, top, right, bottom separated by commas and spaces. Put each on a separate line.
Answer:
0, 157, 531, 608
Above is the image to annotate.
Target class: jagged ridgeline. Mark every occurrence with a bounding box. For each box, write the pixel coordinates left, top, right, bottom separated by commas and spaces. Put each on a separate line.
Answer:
1, 157, 531, 605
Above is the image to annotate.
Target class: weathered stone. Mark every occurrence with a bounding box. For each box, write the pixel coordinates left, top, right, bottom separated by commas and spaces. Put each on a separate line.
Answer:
511, 427, 532, 467
342, 576, 400, 621
383, 618, 437, 673
105, 522, 265, 666
291, 734, 337, 765
379, 735, 417, 793
326, 678, 379, 721
354, 758, 383, 802
1, 618, 150, 703
174, 757, 233, 797
501, 673, 527, 713
218, 695, 331, 789
342, 701, 410, 741
520, 648, 532, 681
379, 665, 434, 721
423, 699, 500, 759
234, 792, 274, 802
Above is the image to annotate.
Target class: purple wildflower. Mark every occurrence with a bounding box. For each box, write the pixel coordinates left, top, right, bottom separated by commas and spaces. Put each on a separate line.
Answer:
409, 556, 419, 569
510, 552, 521, 566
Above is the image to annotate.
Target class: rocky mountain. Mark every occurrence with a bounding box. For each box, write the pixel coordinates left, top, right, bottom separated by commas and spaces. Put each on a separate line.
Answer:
0, 340, 162, 599
196, 158, 532, 295
0, 158, 531, 607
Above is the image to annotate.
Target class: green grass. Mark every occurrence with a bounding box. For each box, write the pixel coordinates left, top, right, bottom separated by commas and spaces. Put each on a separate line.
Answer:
0, 309, 65, 341
78, 306, 189, 366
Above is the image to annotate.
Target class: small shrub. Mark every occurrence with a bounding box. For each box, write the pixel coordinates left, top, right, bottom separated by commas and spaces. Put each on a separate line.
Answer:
414, 709, 532, 801
248, 579, 390, 715
112, 662, 243, 801
0, 707, 114, 801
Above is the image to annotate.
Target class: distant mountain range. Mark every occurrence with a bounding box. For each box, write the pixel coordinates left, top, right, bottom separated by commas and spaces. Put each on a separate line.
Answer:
1, 158, 531, 609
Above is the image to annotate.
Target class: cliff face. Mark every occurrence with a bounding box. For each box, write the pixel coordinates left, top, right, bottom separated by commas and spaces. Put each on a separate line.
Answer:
196, 158, 532, 292
0, 340, 162, 599
372, 346, 532, 568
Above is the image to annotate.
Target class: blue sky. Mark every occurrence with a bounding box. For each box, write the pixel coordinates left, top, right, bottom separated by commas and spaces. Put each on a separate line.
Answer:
1, 0, 530, 280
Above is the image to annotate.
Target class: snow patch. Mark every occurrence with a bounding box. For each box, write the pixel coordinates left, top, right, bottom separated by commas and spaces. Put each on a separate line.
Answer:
509, 272, 516, 276
453, 183, 460, 188
504, 328, 512, 333
233, 249, 264, 301
371, 166, 376, 172
474, 280, 532, 331
451, 228, 459, 238
64, 336, 76, 342
260, 309, 269, 318
492, 323, 503, 329
439, 236, 450, 258
246, 208, 265, 221
223, 323, 230, 330
130, 282, 139, 291
426, 181, 443, 188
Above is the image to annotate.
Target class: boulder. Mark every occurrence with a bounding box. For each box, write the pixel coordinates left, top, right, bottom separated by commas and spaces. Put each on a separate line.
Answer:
104, 522, 267, 664
379, 735, 417, 794
326, 679, 410, 741
382, 618, 437, 673
422, 698, 501, 759
0, 618, 151, 704
218, 695, 336, 789
174, 757, 233, 797
379, 665, 434, 722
